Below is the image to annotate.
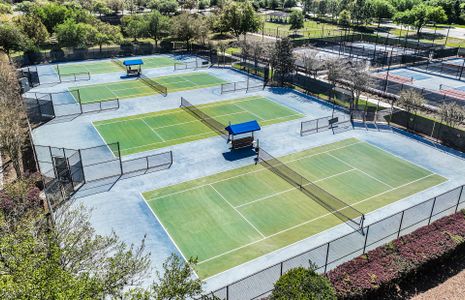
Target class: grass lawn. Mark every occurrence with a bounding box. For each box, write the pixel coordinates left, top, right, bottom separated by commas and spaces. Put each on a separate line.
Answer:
143, 138, 446, 278
94, 95, 304, 155
70, 72, 226, 104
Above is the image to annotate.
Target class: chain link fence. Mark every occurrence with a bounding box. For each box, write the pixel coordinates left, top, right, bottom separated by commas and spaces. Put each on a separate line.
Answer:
205, 184, 465, 300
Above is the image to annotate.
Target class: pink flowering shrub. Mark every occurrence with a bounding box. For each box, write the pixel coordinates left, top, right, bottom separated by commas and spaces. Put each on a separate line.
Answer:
327, 212, 465, 299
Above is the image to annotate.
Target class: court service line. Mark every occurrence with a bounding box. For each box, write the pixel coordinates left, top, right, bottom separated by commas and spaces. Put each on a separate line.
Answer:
326, 152, 395, 189
197, 173, 436, 265
209, 184, 266, 239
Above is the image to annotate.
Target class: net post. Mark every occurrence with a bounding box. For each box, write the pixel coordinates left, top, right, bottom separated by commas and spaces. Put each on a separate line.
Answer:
428, 197, 437, 225
323, 242, 330, 273
362, 225, 370, 253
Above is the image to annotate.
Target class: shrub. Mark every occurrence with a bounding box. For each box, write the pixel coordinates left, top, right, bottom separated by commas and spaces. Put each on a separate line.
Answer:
327, 211, 465, 299
271, 267, 336, 300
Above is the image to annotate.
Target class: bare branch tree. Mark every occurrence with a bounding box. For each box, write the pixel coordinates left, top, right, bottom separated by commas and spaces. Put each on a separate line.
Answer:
299, 49, 324, 79
325, 58, 350, 101
439, 102, 465, 128
347, 60, 373, 110
398, 89, 425, 129
0, 62, 27, 178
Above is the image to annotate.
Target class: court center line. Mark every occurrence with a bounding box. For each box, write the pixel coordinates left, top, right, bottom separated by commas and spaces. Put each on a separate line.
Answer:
326, 152, 395, 189
145, 141, 362, 202
209, 184, 266, 239
197, 173, 436, 265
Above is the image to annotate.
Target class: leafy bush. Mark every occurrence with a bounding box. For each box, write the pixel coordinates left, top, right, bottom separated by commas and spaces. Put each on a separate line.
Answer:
327, 211, 465, 299
271, 267, 336, 300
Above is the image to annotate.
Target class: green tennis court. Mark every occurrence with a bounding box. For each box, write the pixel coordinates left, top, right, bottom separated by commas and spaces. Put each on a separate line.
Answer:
57, 56, 177, 75
70, 72, 226, 104
142, 138, 446, 278
94, 96, 304, 156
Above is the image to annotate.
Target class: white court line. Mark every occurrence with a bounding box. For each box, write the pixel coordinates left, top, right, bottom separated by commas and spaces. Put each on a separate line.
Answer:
234, 168, 356, 209
197, 173, 436, 265
234, 103, 264, 121
210, 184, 266, 239
141, 119, 165, 142
326, 152, 395, 189
146, 141, 363, 202
94, 96, 264, 126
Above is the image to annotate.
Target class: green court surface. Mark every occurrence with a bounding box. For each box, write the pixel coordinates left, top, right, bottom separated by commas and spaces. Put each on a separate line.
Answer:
57, 56, 177, 75
70, 72, 226, 104
142, 138, 446, 278
94, 96, 303, 156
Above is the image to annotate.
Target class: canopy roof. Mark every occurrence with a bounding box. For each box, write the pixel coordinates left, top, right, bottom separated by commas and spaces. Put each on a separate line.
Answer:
225, 120, 261, 135
123, 59, 144, 66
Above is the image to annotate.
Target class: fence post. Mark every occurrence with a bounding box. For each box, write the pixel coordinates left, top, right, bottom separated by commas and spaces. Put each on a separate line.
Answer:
226, 285, 229, 300
280, 262, 283, 276
324, 242, 330, 273
362, 225, 370, 254
397, 211, 405, 238
455, 186, 464, 213
428, 197, 437, 225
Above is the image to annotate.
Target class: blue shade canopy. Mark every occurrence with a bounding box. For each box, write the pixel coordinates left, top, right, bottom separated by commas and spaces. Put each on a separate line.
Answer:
123, 59, 144, 66
225, 120, 261, 135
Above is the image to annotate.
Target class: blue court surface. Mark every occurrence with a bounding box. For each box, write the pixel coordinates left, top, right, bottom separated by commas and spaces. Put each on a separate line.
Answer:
391, 70, 430, 81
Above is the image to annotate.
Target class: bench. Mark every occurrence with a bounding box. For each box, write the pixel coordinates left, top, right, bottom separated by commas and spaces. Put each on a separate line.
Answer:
231, 136, 254, 150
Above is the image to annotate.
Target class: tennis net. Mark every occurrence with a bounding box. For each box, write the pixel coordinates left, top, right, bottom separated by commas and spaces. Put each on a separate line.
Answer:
258, 148, 365, 230
111, 58, 126, 70
180, 97, 227, 139
140, 74, 168, 96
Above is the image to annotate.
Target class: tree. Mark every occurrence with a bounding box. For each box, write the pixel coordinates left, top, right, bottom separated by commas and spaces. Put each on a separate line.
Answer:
221, 1, 261, 40
393, 4, 447, 34
326, 58, 349, 101
171, 13, 202, 49
397, 89, 425, 129
338, 9, 351, 26
148, 0, 179, 15
0, 2, 12, 14
351, 0, 374, 25
93, 0, 113, 16
179, 0, 198, 11
107, 0, 125, 14
32, 2, 73, 33
369, 0, 396, 27
14, 15, 50, 46
439, 102, 465, 128
289, 10, 304, 30
271, 267, 336, 300
55, 20, 97, 49
0, 23, 26, 61
347, 60, 372, 110
269, 37, 295, 85
146, 10, 171, 47
122, 15, 148, 41
300, 49, 324, 78
94, 22, 123, 52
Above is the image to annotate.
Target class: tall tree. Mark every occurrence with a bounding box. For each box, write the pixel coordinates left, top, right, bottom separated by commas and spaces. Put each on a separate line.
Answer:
326, 58, 349, 101
369, 0, 396, 27
393, 4, 447, 34
94, 21, 123, 52
146, 10, 171, 47
269, 37, 295, 85
299, 49, 324, 79
221, 1, 261, 40
289, 9, 304, 30
439, 102, 465, 128
14, 15, 49, 46
55, 20, 98, 49
347, 60, 372, 110
0, 24, 26, 61
171, 13, 201, 49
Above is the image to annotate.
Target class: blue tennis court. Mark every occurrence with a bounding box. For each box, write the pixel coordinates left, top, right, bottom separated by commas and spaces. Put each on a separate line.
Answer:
392, 70, 431, 81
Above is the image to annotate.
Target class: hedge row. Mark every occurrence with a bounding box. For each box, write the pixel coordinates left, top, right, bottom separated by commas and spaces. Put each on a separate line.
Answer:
327, 211, 465, 299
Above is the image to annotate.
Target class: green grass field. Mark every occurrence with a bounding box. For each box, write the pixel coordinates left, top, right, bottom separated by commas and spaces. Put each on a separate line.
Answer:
57, 56, 177, 75
143, 138, 446, 278
94, 96, 303, 156
70, 72, 226, 104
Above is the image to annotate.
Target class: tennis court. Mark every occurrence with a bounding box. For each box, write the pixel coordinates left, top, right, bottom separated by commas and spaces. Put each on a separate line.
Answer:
57, 56, 177, 75
94, 96, 304, 155
70, 72, 226, 103
143, 138, 446, 278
